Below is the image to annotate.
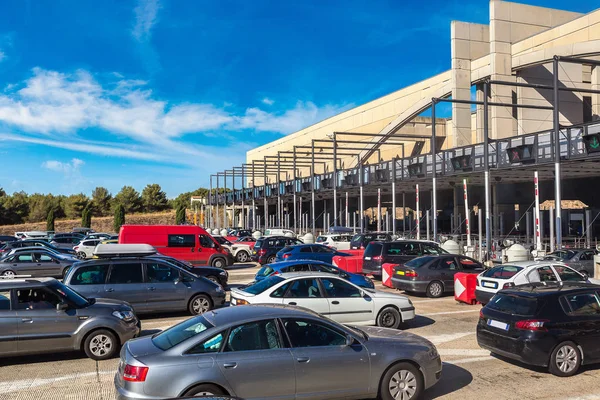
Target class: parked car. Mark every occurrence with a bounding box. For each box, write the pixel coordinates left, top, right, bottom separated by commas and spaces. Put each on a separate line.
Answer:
114, 304, 440, 400
84, 232, 113, 241
251, 236, 303, 264
475, 261, 589, 305
64, 245, 226, 315
0, 235, 18, 245
151, 254, 229, 287
254, 260, 374, 289
72, 227, 95, 235
53, 232, 85, 239
119, 225, 233, 268
231, 273, 415, 329
350, 232, 392, 250
0, 239, 76, 256
363, 240, 448, 279
74, 239, 102, 259
392, 255, 485, 297
51, 234, 86, 250
264, 228, 296, 237
14, 231, 48, 240
0, 277, 140, 360
542, 249, 598, 278
315, 233, 353, 250
0, 248, 77, 278
276, 243, 351, 263
478, 282, 600, 377
2, 245, 76, 261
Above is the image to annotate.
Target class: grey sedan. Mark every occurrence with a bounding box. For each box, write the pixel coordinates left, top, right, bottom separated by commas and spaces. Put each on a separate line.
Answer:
115, 304, 441, 400
543, 249, 597, 278
0, 248, 77, 279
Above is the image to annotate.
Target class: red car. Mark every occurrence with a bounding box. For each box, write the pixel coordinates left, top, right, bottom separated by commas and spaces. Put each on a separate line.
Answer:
119, 225, 234, 268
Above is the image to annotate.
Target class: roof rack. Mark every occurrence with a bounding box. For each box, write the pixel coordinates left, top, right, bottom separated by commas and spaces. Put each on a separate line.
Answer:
93, 244, 157, 258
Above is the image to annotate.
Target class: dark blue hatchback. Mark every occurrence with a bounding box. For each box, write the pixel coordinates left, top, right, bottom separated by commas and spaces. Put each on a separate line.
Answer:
276, 243, 350, 264
254, 259, 374, 289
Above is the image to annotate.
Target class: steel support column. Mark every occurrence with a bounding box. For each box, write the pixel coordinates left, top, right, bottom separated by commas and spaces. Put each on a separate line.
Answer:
483, 81, 491, 259
553, 56, 562, 250
431, 99, 438, 241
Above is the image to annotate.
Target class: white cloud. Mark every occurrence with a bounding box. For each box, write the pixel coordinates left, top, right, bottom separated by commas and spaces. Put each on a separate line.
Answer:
42, 158, 85, 173
132, 0, 161, 42
262, 97, 274, 106
0, 51, 5, 62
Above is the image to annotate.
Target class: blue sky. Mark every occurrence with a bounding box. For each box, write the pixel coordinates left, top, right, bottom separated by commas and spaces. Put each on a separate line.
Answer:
0, 0, 596, 197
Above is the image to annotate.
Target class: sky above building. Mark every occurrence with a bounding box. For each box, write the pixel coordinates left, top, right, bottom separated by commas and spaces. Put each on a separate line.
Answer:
0, 0, 596, 197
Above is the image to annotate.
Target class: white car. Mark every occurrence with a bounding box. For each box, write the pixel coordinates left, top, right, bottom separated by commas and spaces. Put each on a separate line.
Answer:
475, 260, 589, 304
73, 239, 102, 259
230, 243, 252, 262
264, 229, 296, 237
231, 272, 415, 329
316, 234, 352, 250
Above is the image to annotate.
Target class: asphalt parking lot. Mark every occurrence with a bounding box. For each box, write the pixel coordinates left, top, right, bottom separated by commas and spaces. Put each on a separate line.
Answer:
2, 263, 600, 400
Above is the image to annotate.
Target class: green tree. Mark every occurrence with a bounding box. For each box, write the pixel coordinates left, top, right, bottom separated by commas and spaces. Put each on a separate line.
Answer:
141, 184, 169, 213
113, 204, 125, 232
175, 205, 186, 224
91, 186, 112, 216
65, 193, 90, 219
81, 206, 92, 228
46, 209, 55, 232
114, 186, 142, 213
2, 191, 30, 224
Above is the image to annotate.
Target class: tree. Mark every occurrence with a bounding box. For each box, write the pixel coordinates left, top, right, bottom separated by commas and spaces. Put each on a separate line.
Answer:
81, 206, 92, 228
46, 209, 55, 232
142, 184, 169, 213
113, 204, 125, 233
114, 186, 142, 214
65, 193, 90, 219
91, 187, 112, 216
2, 191, 30, 224
176, 205, 186, 224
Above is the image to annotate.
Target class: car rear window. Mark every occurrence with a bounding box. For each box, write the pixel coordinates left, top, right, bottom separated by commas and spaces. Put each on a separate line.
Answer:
152, 315, 214, 350
316, 236, 327, 243
257, 266, 274, 277
243, 276, 285, 295
364, 243, 383, 257
486, 293, 539, 316
254, 239, 264, 249
481, 265, 523, 279
405, 256, 435, 268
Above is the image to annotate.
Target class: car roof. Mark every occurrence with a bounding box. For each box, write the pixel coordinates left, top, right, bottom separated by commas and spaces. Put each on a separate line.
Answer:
0, 277, 56, 289
205, 303, 323, 326
279, 271, 344, 279
500, 282, 600, 297
268, 259, 330, 267
495, 260, 564, 268
6, 246, 52, 252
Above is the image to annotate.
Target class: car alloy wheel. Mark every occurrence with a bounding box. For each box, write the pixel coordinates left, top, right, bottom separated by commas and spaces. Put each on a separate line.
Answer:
554, 344, 579, 375
212, 258, 225, 268
389, 369, 418, 399
267, 256, 276, 264
1, 270, 15, 279
427, 281, 443, 298
236, 251, 249, 263
194, 391, 215, 396
189, 294, 212, 315
89, 334, 113, 358
76, 251, 87, 260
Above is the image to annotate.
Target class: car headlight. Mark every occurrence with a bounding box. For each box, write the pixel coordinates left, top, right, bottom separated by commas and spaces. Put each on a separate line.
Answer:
428, 346, 439, 360
219, 270, 227, 276
112, 310, 135, 322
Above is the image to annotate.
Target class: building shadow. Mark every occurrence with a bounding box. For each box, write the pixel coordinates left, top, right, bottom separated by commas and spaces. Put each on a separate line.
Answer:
423, 362, 473, 399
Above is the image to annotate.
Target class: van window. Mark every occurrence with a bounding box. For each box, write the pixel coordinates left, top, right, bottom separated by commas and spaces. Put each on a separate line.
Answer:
168, 234, 196, 248
198, 235, 214, 248
108, 263, 143, 284
0, 291, 11, 310
71, 265, 109, 285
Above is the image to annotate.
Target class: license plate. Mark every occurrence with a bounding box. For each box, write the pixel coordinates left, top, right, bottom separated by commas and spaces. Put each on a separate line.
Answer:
487, 319, 509, 331
365, 257, 371, 260
396, 271, 405, 275
231, 298, 237, 305
482, 281, 497, 288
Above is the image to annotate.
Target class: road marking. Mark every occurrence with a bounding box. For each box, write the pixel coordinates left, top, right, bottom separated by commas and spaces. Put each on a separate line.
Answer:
411, 298, 456, 304
449, 356, 495, 365
0, 371, 114, 393
439, 349, 489, 356
421, 309, 481, 316
425, 332, 474, 345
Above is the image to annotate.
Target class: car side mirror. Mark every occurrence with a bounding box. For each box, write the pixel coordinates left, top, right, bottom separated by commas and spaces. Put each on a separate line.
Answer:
173, 277, 180, 285
56, 302, 69, 311
345, 335, 356, 346
55, 259, 61, 264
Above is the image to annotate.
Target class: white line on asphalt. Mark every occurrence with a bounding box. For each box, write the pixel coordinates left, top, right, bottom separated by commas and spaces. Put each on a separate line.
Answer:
421, 309, 481, 316
0, 371, 114, 393
425, 332, 474, 345
447, 356, 495, 365
438, 349, 489, 357
563, 395, 600, 400
411, 298, 457, 304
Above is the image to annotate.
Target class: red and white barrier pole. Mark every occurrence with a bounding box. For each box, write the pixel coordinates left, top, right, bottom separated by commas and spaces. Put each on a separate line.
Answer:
534, 171, 541, 251
416, 184, 420, 240
464, 179, 471, 248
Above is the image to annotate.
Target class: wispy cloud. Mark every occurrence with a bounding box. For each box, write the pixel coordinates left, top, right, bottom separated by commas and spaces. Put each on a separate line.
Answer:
0, 51, 5, 63
42, 158, 84, 173
262, 97, 274, 106
132, 0, 161, 42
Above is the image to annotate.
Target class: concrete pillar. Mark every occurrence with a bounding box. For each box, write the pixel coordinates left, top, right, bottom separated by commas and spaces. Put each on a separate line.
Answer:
593, 66, 600, 121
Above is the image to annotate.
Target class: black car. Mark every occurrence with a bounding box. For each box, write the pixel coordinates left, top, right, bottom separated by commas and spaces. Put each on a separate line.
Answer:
50, 234, 85, 250
149, 255, 229, 287
392, 254, 484, 297
251, 236, 303, 264
477, 282, 600, 377
0, 235, 18, 245
350, 232, 392, 250
53, 232, 85, 239
363, 240, 448, 279
0, 239, 76, 256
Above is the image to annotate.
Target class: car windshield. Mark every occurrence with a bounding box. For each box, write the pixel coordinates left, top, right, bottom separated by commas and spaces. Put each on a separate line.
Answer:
486, 294, 539, 316
405, 256, 435, 268
49, 280, 89, 308
152, 315, 214, 350
243, 276, 285, 295
549, 250, 577, 260
364, 243, 382, 257
481, 265, 523, 279
316, 236, 327, 243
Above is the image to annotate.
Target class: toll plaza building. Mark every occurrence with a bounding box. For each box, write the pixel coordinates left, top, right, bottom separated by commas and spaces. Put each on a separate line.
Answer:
208, 0, 600, 253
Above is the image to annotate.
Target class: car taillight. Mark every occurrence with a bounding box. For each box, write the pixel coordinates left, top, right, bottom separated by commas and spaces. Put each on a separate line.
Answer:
258, 249, 267, 256
502, 282, 514, 289
273, 271, 280, 275
405, 270, 418, 277
515, 320, 548, 332
479, 310, 484, 320
123, 364, 149, 382
74, 246, 79, 251
283, 254, 290, 259
476, 279, 480, 287
372, 256, 383, 261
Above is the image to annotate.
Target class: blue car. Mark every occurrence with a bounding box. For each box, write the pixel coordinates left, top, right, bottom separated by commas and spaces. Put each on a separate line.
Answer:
276, 243, 351, 263
254, 259, 374, 289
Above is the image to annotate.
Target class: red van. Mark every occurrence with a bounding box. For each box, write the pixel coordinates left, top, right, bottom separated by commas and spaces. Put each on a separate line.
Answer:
118, 225, 234, 268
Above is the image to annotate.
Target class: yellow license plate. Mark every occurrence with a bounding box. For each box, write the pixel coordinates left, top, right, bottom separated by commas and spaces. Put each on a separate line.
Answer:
396, 271, 405, 275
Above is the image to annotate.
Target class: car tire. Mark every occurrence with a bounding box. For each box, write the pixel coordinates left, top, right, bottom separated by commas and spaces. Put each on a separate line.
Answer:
379, 362, 423, 400
211, 258, 226, 268
206, 275, 219, 285
184, 384, 225, 397
377, 306, 402, 329
549, 341, 581, 377
83, 329, 119, 361
76, 251, 87, 260
1, 270, 16, 279
266, 255, 276, 264
188, 294, 213, 316
426, 281, 444, 298
236, 250, 249, 263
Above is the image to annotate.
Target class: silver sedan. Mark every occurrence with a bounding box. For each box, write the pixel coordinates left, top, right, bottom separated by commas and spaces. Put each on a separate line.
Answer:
115, 304, 442, 400
0, 248, 76, 279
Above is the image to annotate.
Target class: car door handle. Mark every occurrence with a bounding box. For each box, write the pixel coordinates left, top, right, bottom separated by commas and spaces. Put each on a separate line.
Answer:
21, 318, 33, 323
191, 248, 195, 252
223, 362, 237, 369
288, 302, 297, 306
331, 301, 340, 305
296, 357, 310, 363
147, 287, 156, 291
105, 288, 114, 292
